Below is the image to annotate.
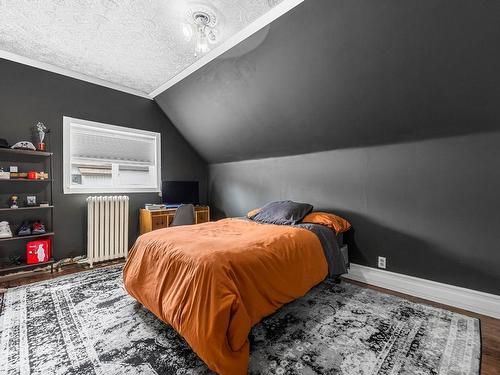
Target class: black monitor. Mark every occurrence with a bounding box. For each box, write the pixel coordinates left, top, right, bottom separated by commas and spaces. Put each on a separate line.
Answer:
162, 181, 199, 205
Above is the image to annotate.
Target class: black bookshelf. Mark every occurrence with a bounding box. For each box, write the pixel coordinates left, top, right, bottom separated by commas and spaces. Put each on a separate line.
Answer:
0, 206, 53, 212
0, 148, 55, 275
0, 179, 53, 183
0, 148, 53, 157
0, 232, 55, 242
0, 259, 55, 276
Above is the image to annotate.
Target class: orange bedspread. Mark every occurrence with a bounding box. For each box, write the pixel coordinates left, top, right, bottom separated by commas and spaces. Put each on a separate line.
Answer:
123, 218, 328, 374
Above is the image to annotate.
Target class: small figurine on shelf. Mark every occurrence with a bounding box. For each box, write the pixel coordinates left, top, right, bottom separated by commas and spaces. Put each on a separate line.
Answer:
10, 195, 18, 209
35, 122, 48, 151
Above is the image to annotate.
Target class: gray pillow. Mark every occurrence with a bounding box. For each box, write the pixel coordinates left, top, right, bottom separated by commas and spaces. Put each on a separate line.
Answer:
250, 200, 313, 225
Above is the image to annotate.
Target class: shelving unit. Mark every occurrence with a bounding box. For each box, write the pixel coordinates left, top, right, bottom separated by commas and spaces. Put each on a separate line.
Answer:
0, 259, 55, 275
0, 148, 55, 276
0, 206, 53, 212
0, 148, 53, 157
0, 179, 53, 183
0, 232, 55, 242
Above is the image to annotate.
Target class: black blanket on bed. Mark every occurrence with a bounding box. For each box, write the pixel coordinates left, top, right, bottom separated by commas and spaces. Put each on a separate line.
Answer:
294, 222, 347, 278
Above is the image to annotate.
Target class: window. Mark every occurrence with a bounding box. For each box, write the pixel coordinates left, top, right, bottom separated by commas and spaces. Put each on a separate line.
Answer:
63, 117, 161, 194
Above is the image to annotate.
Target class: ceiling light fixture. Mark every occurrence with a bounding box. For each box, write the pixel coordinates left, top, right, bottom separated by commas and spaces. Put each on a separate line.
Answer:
183, 7, 218, 56
194, 12, 211, 55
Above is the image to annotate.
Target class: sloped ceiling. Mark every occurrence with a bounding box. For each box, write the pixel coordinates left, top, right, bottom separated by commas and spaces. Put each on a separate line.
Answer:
0, 0, 291, 96
155, 0, 500, 163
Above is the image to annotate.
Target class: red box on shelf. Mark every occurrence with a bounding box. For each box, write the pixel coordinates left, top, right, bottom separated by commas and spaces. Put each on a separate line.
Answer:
26, 239, 51, 264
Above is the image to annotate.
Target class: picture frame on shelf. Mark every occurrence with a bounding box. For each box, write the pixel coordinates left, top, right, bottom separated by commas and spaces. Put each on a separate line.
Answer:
27, 195, 37, 206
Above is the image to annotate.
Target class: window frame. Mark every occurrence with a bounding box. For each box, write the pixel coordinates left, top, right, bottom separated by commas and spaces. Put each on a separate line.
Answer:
63, 116, 161, 194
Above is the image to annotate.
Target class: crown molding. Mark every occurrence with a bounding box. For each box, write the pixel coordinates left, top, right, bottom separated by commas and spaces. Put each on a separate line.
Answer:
0, 50, 152, 99
148, 0, 305, 98
344, 263, 500, 319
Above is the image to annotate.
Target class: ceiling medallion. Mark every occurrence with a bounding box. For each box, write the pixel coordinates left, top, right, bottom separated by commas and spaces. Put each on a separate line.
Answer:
183, 5, 219, 56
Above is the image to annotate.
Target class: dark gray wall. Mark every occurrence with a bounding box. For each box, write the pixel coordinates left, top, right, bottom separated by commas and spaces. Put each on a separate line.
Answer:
156, 0, 500, 163
0, 58, 208, 261
155, 0, 500, 295
210, 132, 500, 295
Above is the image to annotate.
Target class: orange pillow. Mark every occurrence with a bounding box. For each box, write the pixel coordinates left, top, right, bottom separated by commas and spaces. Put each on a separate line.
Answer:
246, 207, 262, 218
302, 212, 351, 234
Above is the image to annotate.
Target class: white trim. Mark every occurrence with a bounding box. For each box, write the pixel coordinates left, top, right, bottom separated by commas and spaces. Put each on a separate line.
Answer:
0, 50, 152, 99
63, 116, 161, 194
148, 0, 305, 97
344, 263, 500, 319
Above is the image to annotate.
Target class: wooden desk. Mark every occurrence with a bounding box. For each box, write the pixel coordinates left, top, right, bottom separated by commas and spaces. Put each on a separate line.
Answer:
139, 206, 210, 235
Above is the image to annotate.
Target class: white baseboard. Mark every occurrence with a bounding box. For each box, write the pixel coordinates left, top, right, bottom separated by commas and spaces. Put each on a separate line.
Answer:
344, 263, 500, 319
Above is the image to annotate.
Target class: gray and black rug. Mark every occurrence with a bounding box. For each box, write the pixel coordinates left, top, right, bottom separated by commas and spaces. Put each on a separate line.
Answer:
0, 266, 480, 374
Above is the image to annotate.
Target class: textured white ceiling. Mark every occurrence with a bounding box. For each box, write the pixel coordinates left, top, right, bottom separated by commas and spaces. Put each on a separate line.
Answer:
0, 0, 284, 96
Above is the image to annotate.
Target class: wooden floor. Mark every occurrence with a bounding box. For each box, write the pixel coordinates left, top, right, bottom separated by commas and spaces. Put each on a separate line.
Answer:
1, 263, 499, 374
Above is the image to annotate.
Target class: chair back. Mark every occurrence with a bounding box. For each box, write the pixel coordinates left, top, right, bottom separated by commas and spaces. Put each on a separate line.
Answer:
171, 204, 196, 227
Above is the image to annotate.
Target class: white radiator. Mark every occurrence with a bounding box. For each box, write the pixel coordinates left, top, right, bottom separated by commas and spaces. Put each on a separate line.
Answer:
86, 196, 129, 267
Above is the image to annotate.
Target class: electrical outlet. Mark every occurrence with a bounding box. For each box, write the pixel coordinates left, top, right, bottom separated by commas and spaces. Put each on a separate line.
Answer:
378, 256, 386, 269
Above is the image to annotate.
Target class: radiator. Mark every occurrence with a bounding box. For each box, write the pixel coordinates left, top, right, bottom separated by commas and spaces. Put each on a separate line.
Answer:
86, 196, 129, 267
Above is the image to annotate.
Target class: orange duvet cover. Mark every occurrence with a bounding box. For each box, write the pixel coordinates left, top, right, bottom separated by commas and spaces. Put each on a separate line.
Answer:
123, 218, 328, 374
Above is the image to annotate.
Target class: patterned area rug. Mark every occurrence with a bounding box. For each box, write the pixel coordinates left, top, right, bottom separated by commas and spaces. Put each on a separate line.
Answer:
0, 266, 480, 374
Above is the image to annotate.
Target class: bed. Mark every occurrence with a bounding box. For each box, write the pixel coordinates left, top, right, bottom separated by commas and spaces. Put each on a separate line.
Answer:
123, 202, 348, 375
